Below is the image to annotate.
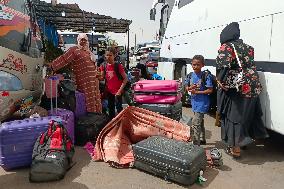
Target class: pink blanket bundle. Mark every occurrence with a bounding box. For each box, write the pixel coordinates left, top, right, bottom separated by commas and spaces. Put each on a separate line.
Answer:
93, 106, 191, 167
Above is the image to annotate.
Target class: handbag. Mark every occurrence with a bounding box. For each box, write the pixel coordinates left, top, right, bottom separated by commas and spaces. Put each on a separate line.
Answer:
223, 43, 244, 91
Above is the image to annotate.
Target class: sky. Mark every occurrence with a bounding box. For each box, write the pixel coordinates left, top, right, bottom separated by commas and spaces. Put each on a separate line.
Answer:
44, 0, 161, 46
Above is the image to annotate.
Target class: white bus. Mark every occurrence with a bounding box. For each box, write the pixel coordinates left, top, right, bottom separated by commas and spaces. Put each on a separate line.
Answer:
151, 0, 284, 135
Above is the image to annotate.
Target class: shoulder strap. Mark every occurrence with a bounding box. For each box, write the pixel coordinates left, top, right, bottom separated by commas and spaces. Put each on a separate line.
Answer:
102, 62, 106, 77
187, 72, 193, 79
186, 72, 193, 85
201, 70, 212, 88
114, 62, 123, 80
231, 43, 242, 68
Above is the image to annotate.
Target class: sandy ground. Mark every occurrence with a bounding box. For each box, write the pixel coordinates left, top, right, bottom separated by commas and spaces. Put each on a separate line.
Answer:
1, 107, 284, 189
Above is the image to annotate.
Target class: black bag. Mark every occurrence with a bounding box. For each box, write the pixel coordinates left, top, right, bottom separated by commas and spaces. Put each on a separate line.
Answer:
136, 101, 182, 121
29, 120, 75, 182
75, 113, 109, 146
133, 136, 207, 186
57, 79, 76, 111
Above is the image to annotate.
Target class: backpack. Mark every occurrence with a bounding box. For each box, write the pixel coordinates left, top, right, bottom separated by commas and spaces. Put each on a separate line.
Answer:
101, 61, 131, 92
185, 70, 217, 110
29, 120, 75, 182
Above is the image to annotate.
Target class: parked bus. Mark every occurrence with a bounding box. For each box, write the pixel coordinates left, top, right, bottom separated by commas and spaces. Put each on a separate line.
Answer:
151, 0, 284, 135
0, 0, 44, 121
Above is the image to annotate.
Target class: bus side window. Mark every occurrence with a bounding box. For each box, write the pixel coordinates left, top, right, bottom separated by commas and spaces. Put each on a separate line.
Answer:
178, 0, 194, 9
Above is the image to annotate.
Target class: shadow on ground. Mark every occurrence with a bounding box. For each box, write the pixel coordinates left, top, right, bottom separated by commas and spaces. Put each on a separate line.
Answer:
236, 131, 284, 165
0, 147, 90, 189
205, 131, 284, 166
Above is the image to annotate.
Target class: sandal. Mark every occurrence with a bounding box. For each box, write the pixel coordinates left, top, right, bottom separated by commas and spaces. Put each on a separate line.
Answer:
225, 147, 241, 159
231, 147, 241, 158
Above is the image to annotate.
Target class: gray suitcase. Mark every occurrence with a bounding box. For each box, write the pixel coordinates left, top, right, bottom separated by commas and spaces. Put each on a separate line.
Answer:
133, 136, 207, 185
137, 101, 182, 121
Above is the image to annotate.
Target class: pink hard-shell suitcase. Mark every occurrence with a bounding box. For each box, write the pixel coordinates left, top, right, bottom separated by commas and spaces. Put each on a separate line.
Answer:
48, 108, 75, 143
44, 74, 64, 98
133, 80, 182, 104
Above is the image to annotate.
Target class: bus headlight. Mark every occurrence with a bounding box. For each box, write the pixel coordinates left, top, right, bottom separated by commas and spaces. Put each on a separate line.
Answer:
0, 71, 23, 91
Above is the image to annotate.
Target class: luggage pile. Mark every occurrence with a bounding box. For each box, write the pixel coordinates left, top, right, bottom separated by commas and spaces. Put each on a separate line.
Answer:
0, 71, 111, 179
0, 74, 90, 182
133, 80, 183, 121
0, 116, 64, 170
0, 73, 223, 186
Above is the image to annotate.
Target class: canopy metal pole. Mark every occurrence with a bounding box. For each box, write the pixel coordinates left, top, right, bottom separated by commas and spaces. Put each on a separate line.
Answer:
127, 25, 130, 70
82, 11, 85, 32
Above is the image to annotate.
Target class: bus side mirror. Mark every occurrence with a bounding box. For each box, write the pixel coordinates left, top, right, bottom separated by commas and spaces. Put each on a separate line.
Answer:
150, 8, 156, 21
21, 30, 32, 52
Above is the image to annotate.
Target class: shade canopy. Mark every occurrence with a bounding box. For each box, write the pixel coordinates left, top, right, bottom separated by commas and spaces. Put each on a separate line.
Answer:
33, 0, 132, 33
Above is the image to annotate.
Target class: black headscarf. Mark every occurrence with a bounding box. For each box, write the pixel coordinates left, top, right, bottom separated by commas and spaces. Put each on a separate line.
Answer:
220, 22, 240, 44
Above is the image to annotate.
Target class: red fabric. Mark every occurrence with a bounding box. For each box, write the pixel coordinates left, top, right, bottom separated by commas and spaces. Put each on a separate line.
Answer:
100, 63, 124, 95
206, 150, 214, 167
50, 46, 102, 113
50, 126, 63, 149
93, 106, 191, 167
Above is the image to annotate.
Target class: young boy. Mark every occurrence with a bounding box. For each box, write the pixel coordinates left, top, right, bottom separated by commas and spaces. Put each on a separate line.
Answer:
185, 55, 213, 145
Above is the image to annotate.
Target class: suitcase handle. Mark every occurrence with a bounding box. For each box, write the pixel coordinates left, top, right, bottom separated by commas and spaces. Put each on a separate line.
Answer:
50, 78, 59, 114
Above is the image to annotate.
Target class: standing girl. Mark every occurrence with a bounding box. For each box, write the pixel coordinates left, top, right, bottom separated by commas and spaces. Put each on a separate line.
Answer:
100, 47, 128, 119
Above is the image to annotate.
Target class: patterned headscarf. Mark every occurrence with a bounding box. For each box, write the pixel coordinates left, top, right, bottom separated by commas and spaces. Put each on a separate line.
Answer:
77, 33, 90, 51
77, 33, 96, 61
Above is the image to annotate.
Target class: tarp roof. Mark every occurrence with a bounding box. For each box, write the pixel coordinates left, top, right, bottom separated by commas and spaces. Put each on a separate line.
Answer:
33, 0, 132, 33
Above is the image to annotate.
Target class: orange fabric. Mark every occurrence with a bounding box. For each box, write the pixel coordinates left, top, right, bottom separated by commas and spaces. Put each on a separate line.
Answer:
93, 106, 191, 166
50, 46, 102, 113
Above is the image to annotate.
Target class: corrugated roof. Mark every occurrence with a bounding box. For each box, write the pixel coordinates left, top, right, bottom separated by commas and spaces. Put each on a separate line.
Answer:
33, 0, 132, 33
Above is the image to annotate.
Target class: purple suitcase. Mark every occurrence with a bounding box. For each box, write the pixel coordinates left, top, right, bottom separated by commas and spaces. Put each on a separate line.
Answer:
75, 91, 87, 117
0, 116, 63, 170
48, 108, 75, 143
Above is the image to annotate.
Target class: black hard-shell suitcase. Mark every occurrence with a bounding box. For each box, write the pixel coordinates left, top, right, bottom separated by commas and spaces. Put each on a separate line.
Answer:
133, 136, 207, 185
137, 101, 182, 121
75, 113, 109, 146
164, 110, 182, 121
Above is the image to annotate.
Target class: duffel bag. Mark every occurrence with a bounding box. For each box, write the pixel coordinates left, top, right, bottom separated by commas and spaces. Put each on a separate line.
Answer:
29, 120, 75, 182
75, 113, 109, 146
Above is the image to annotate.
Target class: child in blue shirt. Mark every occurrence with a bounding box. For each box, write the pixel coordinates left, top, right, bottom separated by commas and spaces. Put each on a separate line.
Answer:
185, 55, 213, 145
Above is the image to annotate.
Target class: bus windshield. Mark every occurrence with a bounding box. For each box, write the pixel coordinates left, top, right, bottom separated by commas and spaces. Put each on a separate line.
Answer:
61, 34, 78, 44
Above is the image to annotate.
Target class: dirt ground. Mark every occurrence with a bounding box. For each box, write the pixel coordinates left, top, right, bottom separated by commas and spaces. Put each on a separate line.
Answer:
0, 107, 284, 189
